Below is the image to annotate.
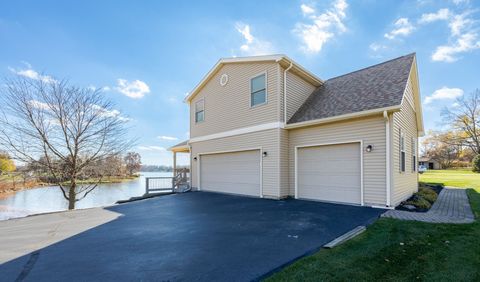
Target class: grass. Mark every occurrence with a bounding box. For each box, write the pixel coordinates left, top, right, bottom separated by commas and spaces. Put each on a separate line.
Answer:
267, 170, 480, 281
419, 168, 480, 190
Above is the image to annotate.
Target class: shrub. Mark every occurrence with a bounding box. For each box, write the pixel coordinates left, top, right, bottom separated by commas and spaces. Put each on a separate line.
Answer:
417, 187, 438, 203
473, 155, 480, 173
405, 195, 432, 210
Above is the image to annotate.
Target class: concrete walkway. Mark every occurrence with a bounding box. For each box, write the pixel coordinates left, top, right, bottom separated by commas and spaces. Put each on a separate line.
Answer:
382, 187, 475, 224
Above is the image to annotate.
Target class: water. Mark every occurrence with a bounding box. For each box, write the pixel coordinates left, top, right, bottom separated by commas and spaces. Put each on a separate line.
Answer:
0, 172, 172, 221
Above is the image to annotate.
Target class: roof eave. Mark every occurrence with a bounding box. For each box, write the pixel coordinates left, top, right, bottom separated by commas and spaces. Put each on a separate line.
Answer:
285, 105, 402, 130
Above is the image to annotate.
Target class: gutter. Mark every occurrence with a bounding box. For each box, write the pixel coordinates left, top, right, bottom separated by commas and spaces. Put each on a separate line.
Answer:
283, 62, 293, 123
383, 110, 391, 207
285, 105, 401, 130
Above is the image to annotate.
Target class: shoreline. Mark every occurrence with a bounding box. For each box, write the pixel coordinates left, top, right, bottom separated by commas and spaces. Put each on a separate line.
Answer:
0, 176, 140, 199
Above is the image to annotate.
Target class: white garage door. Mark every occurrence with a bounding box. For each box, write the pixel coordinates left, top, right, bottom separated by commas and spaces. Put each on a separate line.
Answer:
297, 143, 361, 205
200, 150, 261, 197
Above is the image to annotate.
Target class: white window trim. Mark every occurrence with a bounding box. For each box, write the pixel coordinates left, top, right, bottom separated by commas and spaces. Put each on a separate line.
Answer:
249, 71, 268, 108
195, 98, 205, 123
400, 129, 405, 173
412, 137, 417, 172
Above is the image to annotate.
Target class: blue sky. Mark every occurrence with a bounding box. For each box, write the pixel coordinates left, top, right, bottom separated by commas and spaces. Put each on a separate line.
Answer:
1, 0, 479, 165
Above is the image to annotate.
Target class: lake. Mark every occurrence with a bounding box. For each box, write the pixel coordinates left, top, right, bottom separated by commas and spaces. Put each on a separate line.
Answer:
0, 172, 172, 221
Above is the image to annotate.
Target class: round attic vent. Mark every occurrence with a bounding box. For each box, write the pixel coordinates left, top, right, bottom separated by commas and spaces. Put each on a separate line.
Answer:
220, 74, 229, 86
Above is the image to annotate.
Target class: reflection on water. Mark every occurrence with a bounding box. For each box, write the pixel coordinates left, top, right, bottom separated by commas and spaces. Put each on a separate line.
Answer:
0, 172, 171, 221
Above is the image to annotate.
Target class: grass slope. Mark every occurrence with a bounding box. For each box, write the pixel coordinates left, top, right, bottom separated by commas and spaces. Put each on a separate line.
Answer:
267, 170, 480, 281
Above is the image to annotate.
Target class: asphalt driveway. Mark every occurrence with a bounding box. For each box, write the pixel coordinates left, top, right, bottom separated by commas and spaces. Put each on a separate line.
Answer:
0, 192, 384, 281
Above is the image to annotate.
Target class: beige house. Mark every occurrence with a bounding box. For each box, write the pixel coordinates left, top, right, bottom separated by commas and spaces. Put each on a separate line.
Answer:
170, 53, 424, 208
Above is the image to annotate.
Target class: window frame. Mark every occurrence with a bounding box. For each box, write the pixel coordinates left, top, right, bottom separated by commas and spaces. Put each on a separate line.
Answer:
400, 129, 406, 173
412, 137, 417, 172
249, 71, 268, 108
195, 98, 205, 123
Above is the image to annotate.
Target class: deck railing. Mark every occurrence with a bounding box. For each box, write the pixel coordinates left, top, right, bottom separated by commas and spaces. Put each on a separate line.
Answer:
145, 177, 175, 195
145, 168, 190, 195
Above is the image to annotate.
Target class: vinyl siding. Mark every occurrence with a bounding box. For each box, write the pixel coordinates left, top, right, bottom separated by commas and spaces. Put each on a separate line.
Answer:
289, 115, 387, 206
190, 62, 280, 138
190, 129, 282, 198
279, 129, 289, 197
392, 76, 419, 206
285, 71, 317, 122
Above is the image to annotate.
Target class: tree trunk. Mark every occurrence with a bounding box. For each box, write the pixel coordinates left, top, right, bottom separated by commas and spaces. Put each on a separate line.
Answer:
68, 179, 76, 210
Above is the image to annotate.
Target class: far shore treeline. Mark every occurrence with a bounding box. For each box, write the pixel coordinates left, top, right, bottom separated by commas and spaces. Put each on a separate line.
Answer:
140, 165, 188, 172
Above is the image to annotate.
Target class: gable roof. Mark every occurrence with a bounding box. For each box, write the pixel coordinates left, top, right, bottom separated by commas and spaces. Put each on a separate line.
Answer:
184, 54, 323, 102
288, 53, 416, 124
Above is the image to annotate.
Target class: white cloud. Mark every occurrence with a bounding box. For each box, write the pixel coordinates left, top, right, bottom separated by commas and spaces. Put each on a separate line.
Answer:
137, 146, 166, 151
115, 79, 150, 99
432, 32, 480, 62
28, 100, 51, 110
449, 13, 473, 36
384, 18, 415, 40
301, 4, 315, 15
158, 136, 178, 141
9, 64, 56, 83
293, 0, 349, 54
453, 0, 469, 5
103, 86, 111, 91
423, 87, 464, 104
369, 43, 387, 52
419, 8, 451, 23
418, 8, 479, 62
235, 22, 274, 56
91, 104, 131, 122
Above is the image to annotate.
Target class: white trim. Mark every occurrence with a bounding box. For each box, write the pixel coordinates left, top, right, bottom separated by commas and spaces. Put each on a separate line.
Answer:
249, 71, 268, 108
284, 62, 293, 123
194, 98, 205, 123
197, 148, 263, 198
294, 140, 364, 206
219, 74, 228, 86
189, 122, 284, 143
371, 205, 394, 210
384, 111, 391, 207
285, 105, 401, 129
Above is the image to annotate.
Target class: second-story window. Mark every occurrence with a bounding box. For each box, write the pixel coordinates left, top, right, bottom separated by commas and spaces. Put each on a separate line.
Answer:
195, 99, 204, 123
251, 73, 266, 107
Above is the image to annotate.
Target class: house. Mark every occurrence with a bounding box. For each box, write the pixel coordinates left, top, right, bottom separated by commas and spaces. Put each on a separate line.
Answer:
419, 157, 441, 170
170, 53, 424, 208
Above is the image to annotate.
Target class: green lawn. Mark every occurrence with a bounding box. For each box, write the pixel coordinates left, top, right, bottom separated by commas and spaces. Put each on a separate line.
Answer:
420, 169, 480, 191
267, 170, 480, 281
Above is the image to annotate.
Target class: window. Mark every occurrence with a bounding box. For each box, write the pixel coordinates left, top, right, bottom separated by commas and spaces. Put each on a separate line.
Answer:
412, 137, 417, 172
400, 129, 405, 172
195, 99, 204, 123
250, 73, 266, 107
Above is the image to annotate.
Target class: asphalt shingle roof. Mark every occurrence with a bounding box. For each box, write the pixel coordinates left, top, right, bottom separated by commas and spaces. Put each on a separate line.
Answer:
288, 53, 415, 124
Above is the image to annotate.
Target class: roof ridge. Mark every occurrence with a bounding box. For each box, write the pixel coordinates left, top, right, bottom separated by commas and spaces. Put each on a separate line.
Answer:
326, 53, 416, 81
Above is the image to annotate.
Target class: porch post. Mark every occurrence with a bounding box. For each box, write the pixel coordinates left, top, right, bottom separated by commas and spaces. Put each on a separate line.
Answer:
173, 151, 177, 176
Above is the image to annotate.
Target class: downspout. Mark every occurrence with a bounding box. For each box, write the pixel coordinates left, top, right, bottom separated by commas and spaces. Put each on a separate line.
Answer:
383, 110, 391, 207
283, 62, 293, 124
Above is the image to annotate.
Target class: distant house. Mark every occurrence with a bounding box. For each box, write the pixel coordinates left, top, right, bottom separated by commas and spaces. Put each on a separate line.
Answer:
419, 157, 442, 170
170, 53, 424, 208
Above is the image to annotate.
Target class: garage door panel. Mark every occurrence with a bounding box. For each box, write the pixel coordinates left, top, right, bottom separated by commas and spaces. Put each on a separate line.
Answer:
200, 150, 260, 197
298, 143, 361, 205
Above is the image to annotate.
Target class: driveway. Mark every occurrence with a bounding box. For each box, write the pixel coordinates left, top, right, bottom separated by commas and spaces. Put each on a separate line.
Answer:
0, 192, 384, 281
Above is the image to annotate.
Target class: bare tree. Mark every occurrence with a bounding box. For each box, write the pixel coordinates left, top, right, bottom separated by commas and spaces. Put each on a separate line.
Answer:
442, 89, 480, 154
0, 75, 133, 209
422, 131, 462, 169
124, 152, 141, 176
